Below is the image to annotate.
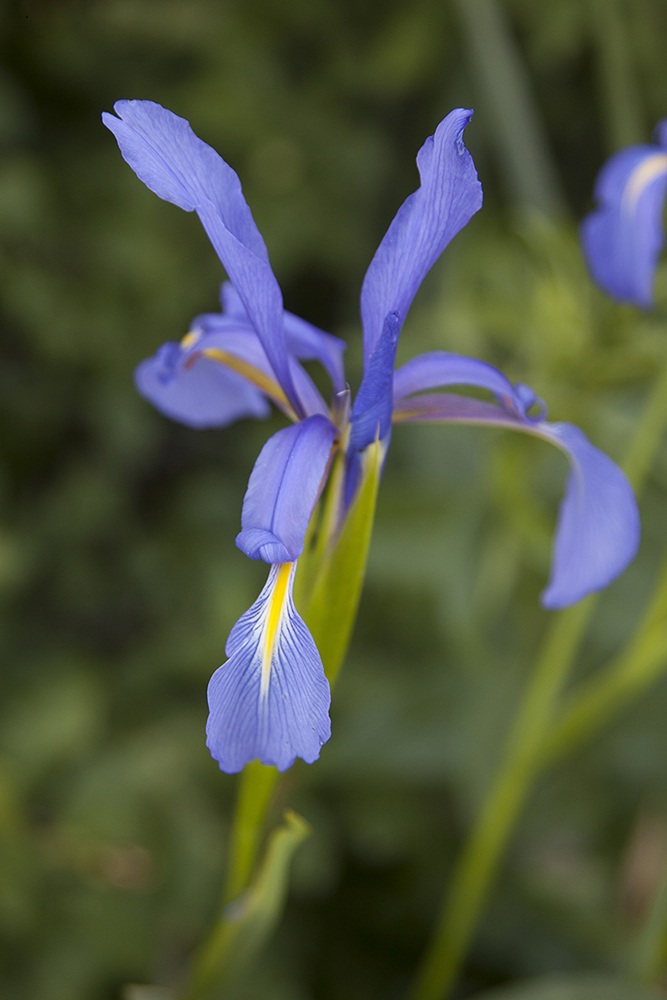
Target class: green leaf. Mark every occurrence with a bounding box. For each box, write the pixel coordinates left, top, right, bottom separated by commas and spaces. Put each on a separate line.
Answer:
298, 439, 383, 687
184, 809, 311, 1000
472, 974, 663, 1000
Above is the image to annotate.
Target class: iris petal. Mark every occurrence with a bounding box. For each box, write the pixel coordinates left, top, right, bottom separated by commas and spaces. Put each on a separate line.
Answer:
103, 100, 300, 412
581, 135, 667, 307
220, 282, 347, 393
193, 311, 332, 419
206, 562, 331, 773
350, 312, 400, 451
393, 351, 537, 418
360, 108, 482, 366
391, 351, 639, 608
135, 328, 273, 428
237, 415, 337, 563
536, 422, 639, 608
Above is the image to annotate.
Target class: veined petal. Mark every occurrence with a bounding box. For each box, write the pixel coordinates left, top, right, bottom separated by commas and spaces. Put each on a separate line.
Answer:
581, 133, 667, 307
349, 312, 400, 451
536, 423, 639, 608
360, 109, 482, 366
221, 282, 347, 393
393, 351, 540, 418
206, 562, 331, 773
103, 100, 301, 413
189, 313, 331, 419
237, 415, 337, 563
392, 355, 639, 607
284, 312, 347, 394
135, 338, 270, 428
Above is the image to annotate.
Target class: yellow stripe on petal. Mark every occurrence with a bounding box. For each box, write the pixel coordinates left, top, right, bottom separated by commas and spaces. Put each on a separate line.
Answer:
201, 347, 298, 421
260, 562, 294, 700
623, 153, 667, 214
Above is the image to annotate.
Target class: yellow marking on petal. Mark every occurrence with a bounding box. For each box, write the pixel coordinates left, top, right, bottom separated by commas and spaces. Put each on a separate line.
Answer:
180, 329, 201, 349
260, 562, 294, 700
622, 153, 667, 214
392, 407, 422, 422
201, 347, 298, 421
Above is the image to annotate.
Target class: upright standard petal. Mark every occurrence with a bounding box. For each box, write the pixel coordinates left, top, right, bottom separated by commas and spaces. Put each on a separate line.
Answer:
349, 312, 400, 452
360, 109, 482, 365
581, 128, 667, 307
237, 415, 337, 564
220, 283, 347, 394
103, 100, 301, 413
206, 562, 331, 773
392, 351, 639, 608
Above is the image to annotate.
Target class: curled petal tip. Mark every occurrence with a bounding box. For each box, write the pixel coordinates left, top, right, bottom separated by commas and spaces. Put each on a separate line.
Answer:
238, 415, 337, 564
538, 423, 640, 609
236, 527, 293, 564
360, 107, 482, 363
390, 352, 640, 608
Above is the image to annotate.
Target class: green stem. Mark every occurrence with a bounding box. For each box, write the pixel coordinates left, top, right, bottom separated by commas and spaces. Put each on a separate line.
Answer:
407, 601, 593, 1000
409, 354, 667, 1000
453, 0, 564, 214
541, 557, 667, 767
179, 440, 384, 999
181, 811, 310, 1000
538, 353, 667, 766
223, 761, 280, 905
634, 851, 667, 984
589, 0, 644, 151
620, 350, 667, 490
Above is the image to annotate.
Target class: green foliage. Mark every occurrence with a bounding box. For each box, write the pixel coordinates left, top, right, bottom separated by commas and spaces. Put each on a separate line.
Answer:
474, 974, 663, 1000
183, 809, 310, 1000
3, 1, 667, 999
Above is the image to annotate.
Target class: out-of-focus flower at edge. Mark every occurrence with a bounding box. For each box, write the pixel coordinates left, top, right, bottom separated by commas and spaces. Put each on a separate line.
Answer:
104, 101, 640, 775
581, 119, 667, 307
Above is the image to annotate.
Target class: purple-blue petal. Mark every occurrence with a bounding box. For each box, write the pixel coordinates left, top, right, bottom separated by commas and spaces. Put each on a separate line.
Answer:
360, 109, 482, 366
206, 563, 331, 773
191, 312, 331, 418
393, 351, 539, 418
219, 282, 347, 394
135, 339, 270, 428
581, 138, 667, 307
350, 312, 400, 451
535, 422, 639, 608
237, 415, 337, 563
103, 101, 301, 413
391, 354, 639, 607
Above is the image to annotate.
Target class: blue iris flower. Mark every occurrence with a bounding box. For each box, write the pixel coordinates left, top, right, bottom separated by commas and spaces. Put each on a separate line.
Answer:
104, 101, 639, 774
581, 120, 667, 307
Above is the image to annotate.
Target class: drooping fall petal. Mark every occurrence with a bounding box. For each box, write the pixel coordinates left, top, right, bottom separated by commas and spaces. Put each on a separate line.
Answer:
207, 563, 331, 773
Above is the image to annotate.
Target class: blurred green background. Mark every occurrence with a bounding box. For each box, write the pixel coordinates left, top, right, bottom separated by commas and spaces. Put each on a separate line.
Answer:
3, 0, 667, 998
